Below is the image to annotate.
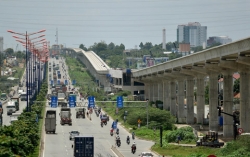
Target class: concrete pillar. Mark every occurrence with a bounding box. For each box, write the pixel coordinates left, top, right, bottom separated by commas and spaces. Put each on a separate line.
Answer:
169, 80, 176, 117
240, 71, 250, 132
177, 79, 185, 123
163, 80, 170, 110
150, 83, 154, 101
196, 76, 205, 124
144, 83, 150, 100
153, 83, 158, 102
186, 76, 194, 124
222, 71, 234, 137
158, 81, 163, 101
208, 72, 219, 131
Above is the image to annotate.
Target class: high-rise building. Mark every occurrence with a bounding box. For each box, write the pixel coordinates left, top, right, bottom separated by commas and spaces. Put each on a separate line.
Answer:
177, 22, 207, 47
207, 36, 232, 47
0, 37, 3, 52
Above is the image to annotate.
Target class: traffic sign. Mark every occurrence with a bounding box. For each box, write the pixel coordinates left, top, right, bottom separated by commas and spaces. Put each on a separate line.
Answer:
238, 128, 243, 134
50, 80, 53, 85
72, 80, 76, 85
138, 119, 141, 124
88, 96, 95, 108
51, 96, 58, 108
116, 96, 123, 108
74, 136, 94, 157
64, 80, 68, 85
69, 96, 76, 108
57, 80, 60, 85
112, 121, 117, 129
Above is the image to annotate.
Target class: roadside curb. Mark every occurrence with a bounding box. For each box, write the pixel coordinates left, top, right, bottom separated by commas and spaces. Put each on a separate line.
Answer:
111, 145, 124, 157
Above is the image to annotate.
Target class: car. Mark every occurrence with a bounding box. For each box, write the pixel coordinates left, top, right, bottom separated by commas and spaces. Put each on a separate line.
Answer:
139, 152, 154, 157
69, 131, 80, 140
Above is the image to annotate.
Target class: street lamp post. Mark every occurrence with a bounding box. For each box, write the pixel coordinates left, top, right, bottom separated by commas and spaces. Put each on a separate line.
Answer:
7, 29, 46, 112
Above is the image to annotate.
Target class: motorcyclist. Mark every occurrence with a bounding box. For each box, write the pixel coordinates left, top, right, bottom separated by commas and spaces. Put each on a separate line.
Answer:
116, 128, 119, 134
132, 132, 135, 139
131, 142, 136, 151
116, 135, 121, 145
127, 136, 130, 143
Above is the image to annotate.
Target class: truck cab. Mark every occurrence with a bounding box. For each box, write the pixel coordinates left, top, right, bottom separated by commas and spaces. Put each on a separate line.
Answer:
11, 96, 20, 111
7, 101, 16, 115
20, 92, 27, 101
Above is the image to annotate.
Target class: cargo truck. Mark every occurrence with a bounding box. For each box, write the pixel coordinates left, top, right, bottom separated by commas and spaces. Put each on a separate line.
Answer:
45, 110, 57, 134
60, 108, 72, 125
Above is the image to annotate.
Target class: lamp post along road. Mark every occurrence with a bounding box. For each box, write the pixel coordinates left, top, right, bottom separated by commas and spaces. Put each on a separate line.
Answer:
7, 29, 46, 112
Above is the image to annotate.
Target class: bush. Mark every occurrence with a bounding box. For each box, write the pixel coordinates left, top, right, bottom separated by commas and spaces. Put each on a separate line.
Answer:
165, 126, 196, 143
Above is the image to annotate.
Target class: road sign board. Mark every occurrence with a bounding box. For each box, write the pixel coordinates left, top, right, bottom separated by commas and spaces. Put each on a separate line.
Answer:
69, 96, 76, 108
112, 121, 117, 129
64, 80, 68, 85
74, 136, 94, 157
51, 96, 58, 108
116, 96, 123, 108
50, 80, 53, 85
238, 128, 243, 134
72, 80, 76, 85
57, 80, 60, 85
88, 96, 95, 108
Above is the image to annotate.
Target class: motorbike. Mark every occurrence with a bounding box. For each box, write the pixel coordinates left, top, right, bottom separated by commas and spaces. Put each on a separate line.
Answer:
132, 134, 135, 140
131, 145, 136, 154
127, 138, 130, 145
101, 122, 103, 127
116, 130, 119, 135
116, 140, 121, 147
110, 129, 114, 136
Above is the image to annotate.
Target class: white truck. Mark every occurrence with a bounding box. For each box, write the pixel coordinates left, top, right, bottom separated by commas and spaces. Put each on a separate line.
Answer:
7, 101, 16, 115
45, 110, 57, 134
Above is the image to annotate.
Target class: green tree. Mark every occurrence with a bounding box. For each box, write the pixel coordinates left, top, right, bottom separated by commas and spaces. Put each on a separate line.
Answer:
144, 42, 153, 50
233, 79, 240, 93
119, 43, 125, 50
108, 42, 115, 50
5, 48, 14, 57
79, 44, 88, 51
191, 46, 203, 53
139, 42, 144, 49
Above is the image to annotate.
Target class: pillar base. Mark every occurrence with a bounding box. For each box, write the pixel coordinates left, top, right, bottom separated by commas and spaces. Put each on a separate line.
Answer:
178, 118, 186, 124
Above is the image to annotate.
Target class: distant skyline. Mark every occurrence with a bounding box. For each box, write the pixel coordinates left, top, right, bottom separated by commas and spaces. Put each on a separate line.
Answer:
0, 0, 250, 51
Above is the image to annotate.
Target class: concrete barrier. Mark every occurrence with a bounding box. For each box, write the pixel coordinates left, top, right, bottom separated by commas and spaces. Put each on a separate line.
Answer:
111, 145, 124, 157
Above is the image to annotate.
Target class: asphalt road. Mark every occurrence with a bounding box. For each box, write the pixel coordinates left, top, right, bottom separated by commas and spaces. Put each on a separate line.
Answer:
43, 56, 156, 157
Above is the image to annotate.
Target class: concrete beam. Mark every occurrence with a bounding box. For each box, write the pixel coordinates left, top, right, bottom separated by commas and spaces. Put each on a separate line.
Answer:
219, 60, 240, 70
180, 68, 206, 78
236, 56, 250, 66
191, 66, 207, 75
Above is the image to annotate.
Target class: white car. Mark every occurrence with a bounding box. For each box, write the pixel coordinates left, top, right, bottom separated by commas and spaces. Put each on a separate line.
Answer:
69, 131, 80, 140
18, 90, 24, 96
139, 152, 154, 157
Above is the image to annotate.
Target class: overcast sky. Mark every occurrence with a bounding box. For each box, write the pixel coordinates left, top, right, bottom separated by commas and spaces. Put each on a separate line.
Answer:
1, 0, 250, 51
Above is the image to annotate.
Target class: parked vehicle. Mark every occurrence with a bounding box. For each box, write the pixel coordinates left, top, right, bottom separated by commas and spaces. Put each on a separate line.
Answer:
60, 108, 72, 125
7, 101, 16, 115
45, 110, 56, 134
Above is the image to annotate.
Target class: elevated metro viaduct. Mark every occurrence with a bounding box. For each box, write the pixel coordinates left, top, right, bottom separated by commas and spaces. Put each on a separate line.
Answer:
61, 48, 144, 95
132, 37, 250, 138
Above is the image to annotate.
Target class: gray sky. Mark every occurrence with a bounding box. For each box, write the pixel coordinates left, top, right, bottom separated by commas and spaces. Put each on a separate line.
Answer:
1, 0, 250, 51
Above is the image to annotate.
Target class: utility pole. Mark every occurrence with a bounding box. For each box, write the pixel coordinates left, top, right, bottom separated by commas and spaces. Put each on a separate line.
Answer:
147, 100, 149, 128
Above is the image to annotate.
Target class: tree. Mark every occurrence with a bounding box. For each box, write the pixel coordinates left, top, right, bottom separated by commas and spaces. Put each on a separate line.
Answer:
191, 46, 203, 53
96, 42, 107, 53
139, 42, 144, 49
144, 42, 153, 50
79, 44, 88, 51
108, 42, 115, 50
5, 48, 14, 57
119, 43, 125, 50
233, 79, 240, 94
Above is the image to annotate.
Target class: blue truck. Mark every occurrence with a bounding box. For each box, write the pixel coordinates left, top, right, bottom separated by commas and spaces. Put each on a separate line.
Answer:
74, 136, 94, 157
